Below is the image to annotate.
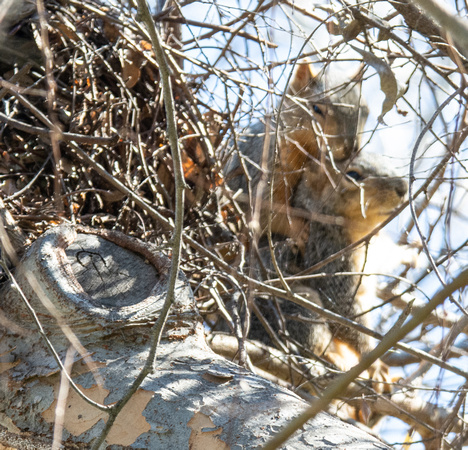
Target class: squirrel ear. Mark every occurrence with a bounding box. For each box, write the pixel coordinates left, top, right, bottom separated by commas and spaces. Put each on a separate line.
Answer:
289, 60, 318, 93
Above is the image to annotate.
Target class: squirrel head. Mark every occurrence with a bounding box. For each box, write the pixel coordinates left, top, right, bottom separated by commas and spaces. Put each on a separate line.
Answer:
282, 60, 369, 161
296, 152, 408, 242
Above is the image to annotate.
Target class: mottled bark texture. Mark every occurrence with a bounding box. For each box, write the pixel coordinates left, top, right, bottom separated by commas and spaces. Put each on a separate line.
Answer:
0, 225, 389, 449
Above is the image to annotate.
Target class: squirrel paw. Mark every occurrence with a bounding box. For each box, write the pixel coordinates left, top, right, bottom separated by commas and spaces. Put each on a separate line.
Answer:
295, 225, 309, 257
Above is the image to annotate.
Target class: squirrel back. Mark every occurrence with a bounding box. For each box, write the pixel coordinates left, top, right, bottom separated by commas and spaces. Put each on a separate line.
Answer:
225, 62, 369, 244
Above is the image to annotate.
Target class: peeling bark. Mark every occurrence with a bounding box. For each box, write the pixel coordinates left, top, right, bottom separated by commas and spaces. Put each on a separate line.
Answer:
0, 225, 390, 449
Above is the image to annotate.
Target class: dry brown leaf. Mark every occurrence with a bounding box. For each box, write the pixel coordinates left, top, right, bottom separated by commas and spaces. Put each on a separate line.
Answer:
351, 45, 407, 123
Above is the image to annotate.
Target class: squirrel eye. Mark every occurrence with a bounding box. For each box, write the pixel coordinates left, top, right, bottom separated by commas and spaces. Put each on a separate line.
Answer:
312, 104, 323, 116
346, 170, 362, 181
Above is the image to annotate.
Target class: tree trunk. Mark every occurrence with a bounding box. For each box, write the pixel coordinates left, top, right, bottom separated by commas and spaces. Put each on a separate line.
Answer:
0, 225, 390, 449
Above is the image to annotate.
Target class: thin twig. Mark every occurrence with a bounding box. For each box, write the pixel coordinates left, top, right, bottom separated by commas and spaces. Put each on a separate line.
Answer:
408, 87, 468, 316
0, 112, 119, 145
0, 261, 110, 412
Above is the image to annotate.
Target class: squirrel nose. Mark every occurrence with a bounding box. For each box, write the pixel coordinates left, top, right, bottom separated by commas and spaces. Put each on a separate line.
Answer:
394, 178, 408, 198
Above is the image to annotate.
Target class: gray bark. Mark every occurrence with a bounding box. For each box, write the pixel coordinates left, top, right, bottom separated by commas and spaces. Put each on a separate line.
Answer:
0, 225, 389, 449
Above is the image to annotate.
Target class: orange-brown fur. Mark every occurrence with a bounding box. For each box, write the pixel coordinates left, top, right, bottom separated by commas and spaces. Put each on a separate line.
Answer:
226, 62, 368, 249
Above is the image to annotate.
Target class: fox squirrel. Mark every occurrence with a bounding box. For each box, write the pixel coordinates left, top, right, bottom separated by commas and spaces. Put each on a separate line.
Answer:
226, 61, 369, 249
250, 151, 408, 386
